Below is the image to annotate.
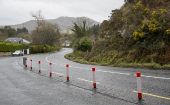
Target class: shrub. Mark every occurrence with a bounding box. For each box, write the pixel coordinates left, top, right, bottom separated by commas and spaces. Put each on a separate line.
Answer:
75, 37, 92, 52
30, 44, 60, 54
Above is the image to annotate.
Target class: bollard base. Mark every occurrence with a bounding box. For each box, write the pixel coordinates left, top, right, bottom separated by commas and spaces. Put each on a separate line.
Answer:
38, 70, 41, 74
49, 72, 52, 77
138, 92, 142, 100
93, 82, 96, 89
67, 76, 69, 82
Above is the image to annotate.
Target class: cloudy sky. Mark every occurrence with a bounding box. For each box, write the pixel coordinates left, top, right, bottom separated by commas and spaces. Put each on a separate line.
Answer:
0, 0, 124, 25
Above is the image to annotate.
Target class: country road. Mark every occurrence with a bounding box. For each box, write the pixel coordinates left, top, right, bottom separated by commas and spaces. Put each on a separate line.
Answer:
0, 48, 170, 105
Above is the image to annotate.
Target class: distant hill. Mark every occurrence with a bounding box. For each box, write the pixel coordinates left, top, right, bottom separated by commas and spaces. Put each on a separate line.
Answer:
9, 16, 100, 33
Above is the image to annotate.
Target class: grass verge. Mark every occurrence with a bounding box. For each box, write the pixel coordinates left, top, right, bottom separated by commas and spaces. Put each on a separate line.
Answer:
65, 53, 170, 70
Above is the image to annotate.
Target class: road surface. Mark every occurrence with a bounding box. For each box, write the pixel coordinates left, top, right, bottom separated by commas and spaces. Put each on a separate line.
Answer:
0, 48, 170, 105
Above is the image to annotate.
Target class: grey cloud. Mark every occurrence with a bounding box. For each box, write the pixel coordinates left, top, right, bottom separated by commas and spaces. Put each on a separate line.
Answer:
0, 0, 124, 25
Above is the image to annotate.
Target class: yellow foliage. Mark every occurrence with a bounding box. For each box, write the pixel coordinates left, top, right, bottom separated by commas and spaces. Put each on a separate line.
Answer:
148, 20, 160, 32
134, 1, 143, 10
152, 11, 157, 17
166, 29, 170, 35
133, 31, 144, 40
159, 9, 167, 14
133, 1, 148, 15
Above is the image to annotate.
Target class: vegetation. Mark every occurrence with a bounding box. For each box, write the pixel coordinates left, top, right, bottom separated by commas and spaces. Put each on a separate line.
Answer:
30, 44, 60, 54
71, 21, 99, 52
31, 11, 61, 53
0, 26, 29, 40
0, 26, 17, 37
66, 0, 170, 69
32, 22, 60, 46
0, 42, 26, 52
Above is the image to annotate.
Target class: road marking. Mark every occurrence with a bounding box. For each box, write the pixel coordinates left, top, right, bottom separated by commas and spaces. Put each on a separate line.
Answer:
133, 91, 170, 100
97, 69, 130, 76
77, 78, 100, 84
142, 75, 170, 80
52, 72, 65, 77
45, 56, 51, 63
45, 55, 170, 80
41, 68, 48, 71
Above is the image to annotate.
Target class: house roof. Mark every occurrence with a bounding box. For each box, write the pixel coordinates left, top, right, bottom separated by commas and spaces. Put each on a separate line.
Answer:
23, 39, 31, 44
5, 37, 30, 44
5, 37, 22, 42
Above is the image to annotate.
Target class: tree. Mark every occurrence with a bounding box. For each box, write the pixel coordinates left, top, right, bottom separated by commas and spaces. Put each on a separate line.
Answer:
71, 21, 91, 38
3, 26, 17, 37
31, 11, 60, 46
32, 10, 45, 29
90, 24, 100, 41
100, 20, 109, 38
17, 27, 28, 34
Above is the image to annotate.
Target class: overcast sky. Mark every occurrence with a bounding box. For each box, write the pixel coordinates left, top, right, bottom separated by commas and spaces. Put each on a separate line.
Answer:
0, 0, 124, 25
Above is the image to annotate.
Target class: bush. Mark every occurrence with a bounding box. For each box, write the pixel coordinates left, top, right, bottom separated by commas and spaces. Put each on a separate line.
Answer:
74, 37, 92, 52
30, 44, 60, 54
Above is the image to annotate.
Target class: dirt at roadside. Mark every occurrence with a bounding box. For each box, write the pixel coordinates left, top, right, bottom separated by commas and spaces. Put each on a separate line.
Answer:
0, 52, 11, 57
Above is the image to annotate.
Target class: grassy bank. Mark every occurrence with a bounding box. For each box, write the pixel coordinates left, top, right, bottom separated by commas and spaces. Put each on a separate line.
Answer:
65, 52, 170, 70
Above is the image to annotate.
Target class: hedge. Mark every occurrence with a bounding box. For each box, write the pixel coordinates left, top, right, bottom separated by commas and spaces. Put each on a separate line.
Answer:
30, 44, 60, 54
0, 42, 26, 52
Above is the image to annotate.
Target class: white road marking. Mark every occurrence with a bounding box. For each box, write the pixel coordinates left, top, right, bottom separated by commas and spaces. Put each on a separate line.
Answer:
41, 68, 48, 71
45, 55, 170, 80
77, 78, 100, 84
97, 69, 130, 76
52, 72, 65, 77
45, 56, 50, 63
133, 90, 170, 100
142, 75, 170, 80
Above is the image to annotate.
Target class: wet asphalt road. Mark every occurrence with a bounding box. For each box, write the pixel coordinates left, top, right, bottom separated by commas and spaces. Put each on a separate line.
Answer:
0, 48, 170, 105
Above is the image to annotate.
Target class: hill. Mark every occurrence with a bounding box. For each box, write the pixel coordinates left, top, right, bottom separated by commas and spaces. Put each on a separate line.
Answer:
10, 17, 99, 33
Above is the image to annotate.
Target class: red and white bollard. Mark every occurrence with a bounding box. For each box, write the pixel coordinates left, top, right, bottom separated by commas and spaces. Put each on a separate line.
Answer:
92, 67, 96, 89
25, 61, 28, 68
66, 64, 69, 82
30, 59, 32, 70
38, 61, 41, 73
23, 57, 27, 68
25, 59, 27, 68
49, 62, 52, 77
136, 72, 142, 100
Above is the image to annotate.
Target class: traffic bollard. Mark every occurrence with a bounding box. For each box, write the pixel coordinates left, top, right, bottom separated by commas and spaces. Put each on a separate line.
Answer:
92, 67, 96, 89
49, 62, 52, 77
30, 59, 32, 70
23, 57, 27, 68
136, 72, 142, 100
38, 61, 41, 73
66, 64, 69, 82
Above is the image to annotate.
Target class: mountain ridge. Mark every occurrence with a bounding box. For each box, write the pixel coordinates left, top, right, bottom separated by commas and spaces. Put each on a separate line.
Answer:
9, 16, 100, 33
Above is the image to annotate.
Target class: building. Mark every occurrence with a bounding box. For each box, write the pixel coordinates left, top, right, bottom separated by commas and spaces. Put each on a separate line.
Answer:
5, 37, 30, 44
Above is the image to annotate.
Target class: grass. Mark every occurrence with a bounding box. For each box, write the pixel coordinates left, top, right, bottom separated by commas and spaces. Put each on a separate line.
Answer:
65, 53, 170, 70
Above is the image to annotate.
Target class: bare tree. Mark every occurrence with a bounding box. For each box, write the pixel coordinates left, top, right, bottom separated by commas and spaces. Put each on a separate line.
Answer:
31, 10, 45, 29
31, 11, 61, 46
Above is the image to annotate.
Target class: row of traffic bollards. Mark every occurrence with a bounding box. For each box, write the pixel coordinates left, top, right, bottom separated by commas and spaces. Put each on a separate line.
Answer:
23, 57, 143, 100
23, 57, 97, 89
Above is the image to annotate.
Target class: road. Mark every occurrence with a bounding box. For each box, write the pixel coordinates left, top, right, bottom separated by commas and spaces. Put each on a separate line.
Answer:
0, 48, 170, 105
